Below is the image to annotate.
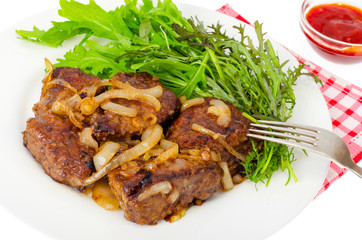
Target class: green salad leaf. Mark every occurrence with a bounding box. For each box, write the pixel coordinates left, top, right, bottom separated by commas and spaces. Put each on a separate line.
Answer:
16, 0, 317, 185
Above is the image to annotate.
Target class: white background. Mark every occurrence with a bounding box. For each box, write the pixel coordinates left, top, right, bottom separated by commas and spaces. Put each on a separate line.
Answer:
0, 0, 361, 239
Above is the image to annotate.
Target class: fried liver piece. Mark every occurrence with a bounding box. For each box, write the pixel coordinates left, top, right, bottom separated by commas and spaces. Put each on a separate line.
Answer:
108, 158, 222, 225
24, 68, 101, 188
91, 72, 180, 140
23, 68, 180, 188
167, 97, 251, 175
33, 67, 101, 117
23, 113, 95, 187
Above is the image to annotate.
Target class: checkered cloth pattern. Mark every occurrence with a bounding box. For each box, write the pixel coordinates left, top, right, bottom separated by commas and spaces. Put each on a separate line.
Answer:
217, 4, 362, 196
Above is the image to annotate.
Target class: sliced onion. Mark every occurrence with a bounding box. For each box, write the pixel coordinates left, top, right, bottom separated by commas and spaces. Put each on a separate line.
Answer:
94, 89, 161, 111
141, 126, 153, 141
210, 151, 221, 162
167, 189, 180, 204
179, 96, 187, 104
41, 58, 54, 97
98, 79, 163, 98
65, 94, 82, 110
208, 99, 231, 128
191, 123, 222, 139
137, 181, 173, 202
82, 124, 163, 186
93, 141, 121, 171
180, 98, 205, 112
148, 148, 165, 156
124, 139, 141, 146
191, 124, 246, 163
80, 98, 98, 115
145, 140, 178, 169
137, 85, 163, 98
159, 139, 176, 150
79, 127, 98, 150
79, 85, 98, 98
174, 154, 204, 161
51, 100, 83, 129
101, 101, 138, 117
232, 174, 244, 184
44, 58, 54, 72
143, 113, 157, 125
44, 79, 78, 94
218, 161, 233, 191
180, 149, 201, 156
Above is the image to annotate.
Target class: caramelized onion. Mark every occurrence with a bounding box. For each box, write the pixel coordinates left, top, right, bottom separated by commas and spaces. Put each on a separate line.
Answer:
167, 189, 180, 204
93, 141, 121, 171
44, 79, 78, 95
137, 181, 173, 201
232, 174, 244, 184
218, 161, 233, 191
143, 113, 157, 125
98, 79, 163, 98
79, 127, 98, 150
191, 124, 246, 163
180, 149, 201, 156
80, 98, 98, 115
180, 98, 205, 112
79, 85, 98, 98
94, 89, 161, 111
41, 58, 54, 97
65, 94, 82, 110
101, 101, 138, 117
82, 124, 163, 186
44, 58, 53, 72
147, 148, 165, 157
145, 140, 179, 170
208, 99, 231, 128
179, 96, 187, 104
173, 154, 204, 161
51, 100, 83, 129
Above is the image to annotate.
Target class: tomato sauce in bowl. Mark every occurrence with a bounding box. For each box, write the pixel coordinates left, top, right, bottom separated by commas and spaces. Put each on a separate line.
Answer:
300, 0, 362, 57
306, 3, 362, 44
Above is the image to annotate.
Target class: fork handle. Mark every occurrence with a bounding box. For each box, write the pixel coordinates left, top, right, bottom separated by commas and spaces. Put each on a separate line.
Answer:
348, 164, 362, 178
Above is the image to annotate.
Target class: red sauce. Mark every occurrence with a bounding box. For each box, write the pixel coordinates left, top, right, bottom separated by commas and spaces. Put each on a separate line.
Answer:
306, 3, 362, 44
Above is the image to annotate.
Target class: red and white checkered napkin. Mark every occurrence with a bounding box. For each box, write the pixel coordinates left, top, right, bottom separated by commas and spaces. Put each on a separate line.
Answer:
217, 4, 362, 196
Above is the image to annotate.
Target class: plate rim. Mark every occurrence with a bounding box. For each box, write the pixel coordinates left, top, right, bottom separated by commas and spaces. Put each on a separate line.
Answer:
0, 1, 331, 239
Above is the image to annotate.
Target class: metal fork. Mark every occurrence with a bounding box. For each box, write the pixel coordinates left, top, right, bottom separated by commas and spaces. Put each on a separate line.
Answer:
247, 120, 362, 178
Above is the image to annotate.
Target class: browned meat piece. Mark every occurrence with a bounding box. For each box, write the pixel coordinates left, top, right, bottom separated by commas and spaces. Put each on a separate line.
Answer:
167, 97, 251, 175
24, 67, 101, 187
33, 67, 101, 117
108, 158, 222, 225
23, 113, 95, 187
92, 72, 180, 140
52, 67, 101, 91
23, 68, 180, 188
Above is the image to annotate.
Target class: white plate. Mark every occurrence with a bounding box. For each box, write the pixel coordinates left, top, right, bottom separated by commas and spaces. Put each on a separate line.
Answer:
0, 1, 331, 239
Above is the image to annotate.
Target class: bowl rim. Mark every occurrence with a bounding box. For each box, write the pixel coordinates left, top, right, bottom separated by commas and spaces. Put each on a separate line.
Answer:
300, 0, 362, 48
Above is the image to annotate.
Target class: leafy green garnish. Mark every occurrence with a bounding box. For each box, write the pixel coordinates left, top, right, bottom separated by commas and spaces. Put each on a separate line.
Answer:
17, 0, 315, 185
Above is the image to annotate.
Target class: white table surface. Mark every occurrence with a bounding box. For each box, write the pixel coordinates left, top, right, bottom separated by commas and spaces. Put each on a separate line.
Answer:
0, 0, 361, 239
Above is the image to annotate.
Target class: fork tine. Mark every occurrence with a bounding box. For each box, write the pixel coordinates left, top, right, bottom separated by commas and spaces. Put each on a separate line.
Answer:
257, 120, 320, 133
246, 133, 316, 150
248, 128, 317, 145
250, 123, 319, 139
248, 120, 362, 179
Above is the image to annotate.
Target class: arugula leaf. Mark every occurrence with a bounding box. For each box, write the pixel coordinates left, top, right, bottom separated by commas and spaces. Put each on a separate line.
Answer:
58, 0, 133, 41
16, 22, 90, 47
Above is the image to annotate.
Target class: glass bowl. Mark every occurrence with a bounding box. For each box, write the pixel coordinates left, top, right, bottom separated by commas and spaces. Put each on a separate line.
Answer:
300, 0, 362, 57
